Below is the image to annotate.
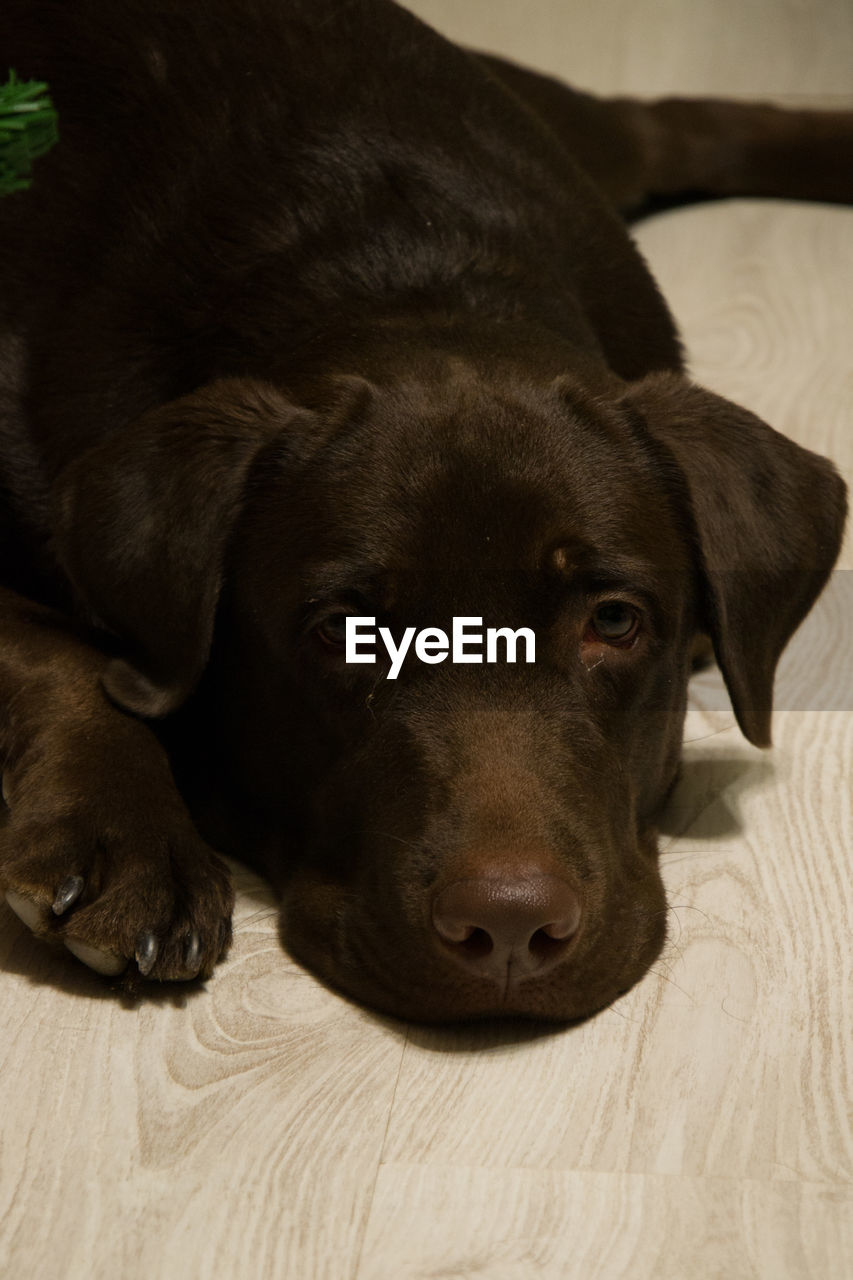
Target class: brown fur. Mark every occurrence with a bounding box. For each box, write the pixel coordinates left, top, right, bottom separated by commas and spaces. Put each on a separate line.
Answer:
0, 0, 848, 1020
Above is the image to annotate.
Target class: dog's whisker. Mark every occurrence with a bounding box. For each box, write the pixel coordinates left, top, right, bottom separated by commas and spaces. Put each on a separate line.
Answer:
365, 830, 422, 852
649, 969, 696, 1004
667, 903, 713, 924
604, 1001, 642, 1025
682, 726, 736, 743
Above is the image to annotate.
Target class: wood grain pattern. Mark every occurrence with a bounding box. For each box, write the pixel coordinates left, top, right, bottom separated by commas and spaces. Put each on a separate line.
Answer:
358, 1167, 853, 1279
2, 2, 852, 1278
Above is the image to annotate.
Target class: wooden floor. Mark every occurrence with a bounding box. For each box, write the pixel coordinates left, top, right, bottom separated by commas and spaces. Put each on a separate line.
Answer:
2, 2, 852, 1277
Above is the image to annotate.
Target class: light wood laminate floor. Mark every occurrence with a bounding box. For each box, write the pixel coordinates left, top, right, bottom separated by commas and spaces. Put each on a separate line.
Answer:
2, 2, 851, 1276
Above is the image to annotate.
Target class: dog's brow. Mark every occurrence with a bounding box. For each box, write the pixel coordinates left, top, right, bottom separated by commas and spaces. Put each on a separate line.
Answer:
570, 555, 666, 604
550, 542, 659, 590
305, 562, 385, 601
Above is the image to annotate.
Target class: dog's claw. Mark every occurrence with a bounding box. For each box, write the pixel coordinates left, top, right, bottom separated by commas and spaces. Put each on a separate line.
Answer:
64, 936, 127, 976
184, 931, 202, 975
135, 931, 159, 976
5, 889, 44, 931
52, 875, 85, 916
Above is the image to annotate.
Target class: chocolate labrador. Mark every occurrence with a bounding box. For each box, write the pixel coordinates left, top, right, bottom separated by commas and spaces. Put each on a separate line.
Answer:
0, 0, 848, 1021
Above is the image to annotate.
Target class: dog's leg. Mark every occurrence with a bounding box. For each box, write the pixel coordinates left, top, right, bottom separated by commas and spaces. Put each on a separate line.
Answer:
478, 53, 853, 215
0, 586, 233, 980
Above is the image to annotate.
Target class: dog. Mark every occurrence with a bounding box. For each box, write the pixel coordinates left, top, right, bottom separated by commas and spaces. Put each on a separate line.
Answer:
0, 0, 848, 1022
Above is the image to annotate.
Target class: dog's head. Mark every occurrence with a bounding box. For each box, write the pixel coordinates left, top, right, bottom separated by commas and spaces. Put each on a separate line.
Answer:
53, 365, 846, 1021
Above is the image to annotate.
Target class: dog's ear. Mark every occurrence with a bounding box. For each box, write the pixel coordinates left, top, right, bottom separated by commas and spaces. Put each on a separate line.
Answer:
53, 378, 315, 718
625, 372, 847, 746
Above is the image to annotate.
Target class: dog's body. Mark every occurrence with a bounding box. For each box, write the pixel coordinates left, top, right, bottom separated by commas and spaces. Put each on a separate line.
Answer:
0, 0, 848, 1020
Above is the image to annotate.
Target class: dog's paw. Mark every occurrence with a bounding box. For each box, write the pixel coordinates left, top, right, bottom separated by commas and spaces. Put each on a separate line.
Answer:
0, 807, 234, 981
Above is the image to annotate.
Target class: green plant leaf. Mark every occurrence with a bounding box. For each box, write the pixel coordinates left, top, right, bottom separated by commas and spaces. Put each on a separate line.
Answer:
1, 70, 59, 195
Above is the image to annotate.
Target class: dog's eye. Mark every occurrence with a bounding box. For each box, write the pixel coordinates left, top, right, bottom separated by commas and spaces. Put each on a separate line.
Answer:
314, 612, 353, 649
589, 601, 639, 644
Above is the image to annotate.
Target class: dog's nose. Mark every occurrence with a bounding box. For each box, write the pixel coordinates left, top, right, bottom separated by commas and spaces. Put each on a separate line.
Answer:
432, 874, 582, 981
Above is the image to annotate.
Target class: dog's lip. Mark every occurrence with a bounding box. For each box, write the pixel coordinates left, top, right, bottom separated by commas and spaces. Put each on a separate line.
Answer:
286, 918, 632, 1024
334, 966, 627, 1025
